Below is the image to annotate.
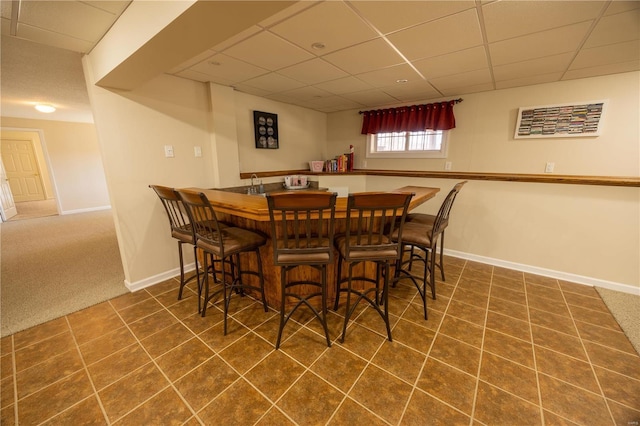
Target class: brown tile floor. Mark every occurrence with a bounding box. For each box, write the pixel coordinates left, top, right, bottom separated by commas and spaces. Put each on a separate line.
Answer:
2, 257, 639, 425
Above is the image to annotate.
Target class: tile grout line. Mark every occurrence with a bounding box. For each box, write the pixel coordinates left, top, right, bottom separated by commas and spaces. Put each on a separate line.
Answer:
467, 264, 495, 425
11, 335, 18, 425
524, 274, 547, 425
560, 286, 618, 424
398, 259, 466, 425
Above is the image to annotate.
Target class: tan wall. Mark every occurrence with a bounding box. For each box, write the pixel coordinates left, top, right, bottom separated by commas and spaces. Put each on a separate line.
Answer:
327, 72, 640, 291
0, 117, 110, 213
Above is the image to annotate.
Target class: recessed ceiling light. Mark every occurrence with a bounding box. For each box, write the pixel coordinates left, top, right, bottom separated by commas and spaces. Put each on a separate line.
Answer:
311, 42, 325, 50
35, 104, 56, 113
396, 79, 408, 84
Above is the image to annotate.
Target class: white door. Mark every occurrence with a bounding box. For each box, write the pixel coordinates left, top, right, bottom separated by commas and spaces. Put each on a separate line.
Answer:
1, 138, 45, 202
0, 159, 17, 221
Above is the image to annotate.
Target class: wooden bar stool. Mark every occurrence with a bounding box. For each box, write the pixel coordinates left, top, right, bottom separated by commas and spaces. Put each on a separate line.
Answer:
176, 189, 268, 335
393, 181, 466, 319
267, 191, 337, 349
404, 181, 467, 283
333, 191, 413, 343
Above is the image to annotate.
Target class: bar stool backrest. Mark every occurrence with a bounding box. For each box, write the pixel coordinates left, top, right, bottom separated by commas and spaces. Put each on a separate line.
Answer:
175, 190, 227, 257
432, 181, 467, 237
149, 184, 193, 243
343, 191, 414, 261
267, 191, 338, 266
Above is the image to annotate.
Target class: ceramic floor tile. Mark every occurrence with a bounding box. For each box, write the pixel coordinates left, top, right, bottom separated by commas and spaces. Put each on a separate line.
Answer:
417, 357, 476, 415
349, 364, 413, 424
277, 372, 344, 425
5, 265, 635, 425
199, 378, 273, 425
173, 356, 239, 412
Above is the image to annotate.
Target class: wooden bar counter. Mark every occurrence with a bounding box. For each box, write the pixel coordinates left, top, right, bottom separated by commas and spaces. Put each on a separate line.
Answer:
180, 185, 440, 309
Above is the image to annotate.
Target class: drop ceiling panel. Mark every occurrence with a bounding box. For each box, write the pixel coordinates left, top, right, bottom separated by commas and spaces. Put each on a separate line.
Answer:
386, 8, 483, 61
313, 76, 374, 95
439, 81, 494, 97
482, 1, 605, 43
223, 30, 314, 71
322, 38, 405, 75
341, 89, 398, 107
429, 68, 492, 91
413, 46, 488, 79
496, 72, 563, 90
583, 9, 640, 48
489, 22, 593, 66
570, 40, 640, 69
18, 0, 119, 42
350, 1, 475, 35
277, 58, 349, 84
380, 81, 441, 103
241, 72, 306, 93
493, 53, 573, 82
604, 1, 640, 16
189, 53, 269, 83
270, 1, 378, 54
87, 1, 131, 15
279, 85, 333, 100
355, 63, 422, 87
563, 60, 640, 80
17, 23, 93, 52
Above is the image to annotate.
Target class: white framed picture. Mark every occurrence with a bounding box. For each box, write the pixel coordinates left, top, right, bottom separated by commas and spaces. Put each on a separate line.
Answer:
514, 100, 607, 139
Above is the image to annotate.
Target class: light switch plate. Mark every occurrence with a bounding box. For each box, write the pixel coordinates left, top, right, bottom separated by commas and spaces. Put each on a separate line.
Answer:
194, 146, 202, 157
164, 145, 174, 158
545, 162, 554, 173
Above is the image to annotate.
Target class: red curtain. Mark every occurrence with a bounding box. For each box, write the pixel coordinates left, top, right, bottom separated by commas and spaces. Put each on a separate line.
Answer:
360, 100, 457, 134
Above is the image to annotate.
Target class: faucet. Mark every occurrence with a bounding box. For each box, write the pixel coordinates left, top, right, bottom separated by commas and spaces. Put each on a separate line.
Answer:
249, 174, 259, 194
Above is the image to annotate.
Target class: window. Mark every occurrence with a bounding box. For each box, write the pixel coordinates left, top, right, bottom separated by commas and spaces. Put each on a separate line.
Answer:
367, 130, 448, 159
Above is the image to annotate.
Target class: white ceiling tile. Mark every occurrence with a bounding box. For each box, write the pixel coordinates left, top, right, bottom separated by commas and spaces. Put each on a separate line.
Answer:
174, 69, 216, 84
604, 1, 640, 16
563, 60, 640, 81
429, 68, 492, 90
490, 22, 593, 66
240, 72, 306, 93
304, 95, 363, 109
583, 9, 640, 49
355, 63, 423, 87
495, 72, 564, 90
278, 85, 333, 101
277, 58, 349, 85
350, 1, 475, 35
84, 1, 131, 16
168, 49, 217, 74
413, 46, 488, 79
231, 83, 272, 98
438, 82, 493, 97
1, 1, 12, 20
386, 8, 483, 61
19, 0, 119, 42
270, 1, 378, 54
313, 76, 374, 95
570, 39, 640, 69
493, 53, 573, 81
257, 1, 321, 28
211, 25, 262, 52
381, 81, 441, 103
16, 23, 93, 53
322, 38, 405, 74
189, 53, 269, 83
482, 1, 605, 42
223, 30, 314, 71
341, 89, 399, 107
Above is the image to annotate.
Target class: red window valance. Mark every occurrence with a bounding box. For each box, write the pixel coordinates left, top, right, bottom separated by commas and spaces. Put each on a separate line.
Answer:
360, 99, 460, 134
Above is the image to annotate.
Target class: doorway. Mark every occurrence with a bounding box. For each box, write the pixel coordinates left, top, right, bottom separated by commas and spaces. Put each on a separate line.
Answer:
0, 130, 58, 221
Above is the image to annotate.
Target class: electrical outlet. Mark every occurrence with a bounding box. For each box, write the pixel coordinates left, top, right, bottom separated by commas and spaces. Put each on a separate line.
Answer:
545, 162, 555, 173
444, 161, 452, 171
164, 145, 174, 158
194, 146, 202, 157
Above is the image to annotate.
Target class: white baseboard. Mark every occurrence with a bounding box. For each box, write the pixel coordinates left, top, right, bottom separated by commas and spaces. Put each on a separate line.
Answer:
125, 262, 196, 292
445, 249, 640, 296
61, 205, 111, 215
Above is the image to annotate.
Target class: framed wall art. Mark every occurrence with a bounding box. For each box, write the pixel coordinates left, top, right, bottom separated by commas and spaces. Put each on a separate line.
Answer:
514, 100, 606, 139
253, 110, 279, 149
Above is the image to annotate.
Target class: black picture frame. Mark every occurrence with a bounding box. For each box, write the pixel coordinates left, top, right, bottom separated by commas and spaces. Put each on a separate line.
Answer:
253, 111, 279, 149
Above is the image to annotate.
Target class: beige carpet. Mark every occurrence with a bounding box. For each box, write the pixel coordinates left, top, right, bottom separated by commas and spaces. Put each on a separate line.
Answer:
7, 199, 58, 221
596, 287, 640, 355
1, 209, 128, 337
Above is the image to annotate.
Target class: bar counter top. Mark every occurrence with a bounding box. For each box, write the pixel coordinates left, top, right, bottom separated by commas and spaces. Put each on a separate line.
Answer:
181, 185, 440, 221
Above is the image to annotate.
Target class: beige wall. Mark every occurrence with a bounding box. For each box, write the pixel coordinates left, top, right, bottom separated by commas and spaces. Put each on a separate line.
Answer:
0, 117, 110, 213
327, 72, 640, 292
